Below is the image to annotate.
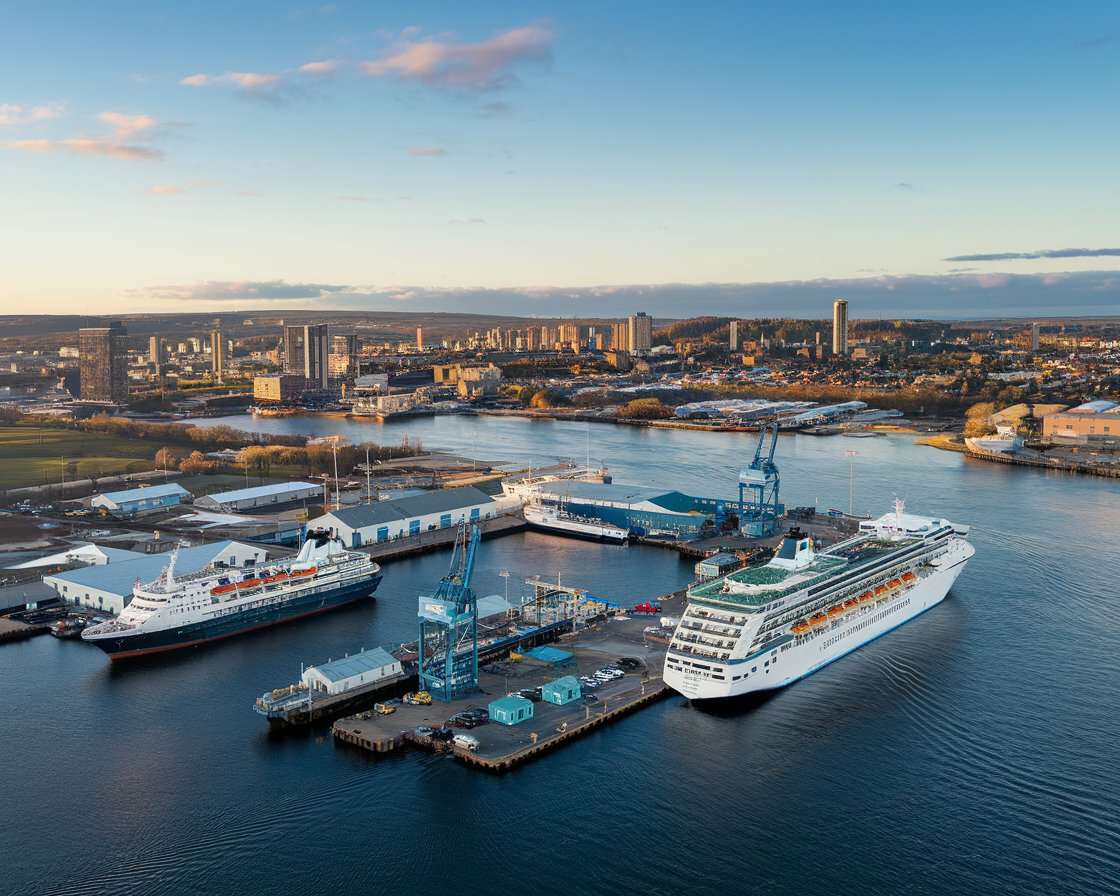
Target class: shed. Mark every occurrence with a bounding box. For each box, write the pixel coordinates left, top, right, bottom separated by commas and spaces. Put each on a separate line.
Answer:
489, 695, 534, 726
195, 481, 322, 512
301, 647, 402, 696
524, 645, 574, 667
695, 552, 741, 579
541, 675, 582, 706
91, 483, 190, 515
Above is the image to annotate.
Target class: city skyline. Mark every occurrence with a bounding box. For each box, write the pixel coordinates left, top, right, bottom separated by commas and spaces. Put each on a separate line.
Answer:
2, 3, 1119, 317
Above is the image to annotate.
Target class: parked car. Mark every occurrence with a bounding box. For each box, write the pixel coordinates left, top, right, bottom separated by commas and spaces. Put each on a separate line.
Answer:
452, 733, 480, 752
373, 703, 395, 715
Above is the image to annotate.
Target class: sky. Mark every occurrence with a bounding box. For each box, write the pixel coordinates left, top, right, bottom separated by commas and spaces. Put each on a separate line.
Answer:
1, 1, 1119, 319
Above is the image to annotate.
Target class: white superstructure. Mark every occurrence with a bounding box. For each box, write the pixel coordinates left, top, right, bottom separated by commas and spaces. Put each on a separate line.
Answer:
501, 466, 610, 504
664, 501, 973, 700
523, 502, 630, 543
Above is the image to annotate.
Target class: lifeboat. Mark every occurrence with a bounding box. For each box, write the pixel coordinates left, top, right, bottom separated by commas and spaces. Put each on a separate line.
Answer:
887, 579, 902, 589
236, 578, 262, 590
261, 572, 289, 585
901, 571, 917, 582
874, 585, 888, 596
859, 591, 874, 603
809, 614, 828, 625
844, 597, 859, 608
791, 622, 809, 635
211, 584, 235, 595
289, 566, 318, 578
827, 605, 845, 617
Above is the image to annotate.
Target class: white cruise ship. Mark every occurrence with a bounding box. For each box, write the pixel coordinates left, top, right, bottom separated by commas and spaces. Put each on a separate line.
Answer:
82, 532, 382, 660
663, 501, 973, 700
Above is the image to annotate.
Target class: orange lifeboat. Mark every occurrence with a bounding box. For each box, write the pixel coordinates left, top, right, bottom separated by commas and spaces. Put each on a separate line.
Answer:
874, 585, 888, 596
887, 579, 902, 589
827, 605, 845, 617
901, 571, 917, 582
809, 614, 828, 626
844, 597, 859, 608
236, 578, 262, 590
859, 591, 874, 603
211, 584, 235, 595
289, 566, 318, 578
791, 622, 809, 635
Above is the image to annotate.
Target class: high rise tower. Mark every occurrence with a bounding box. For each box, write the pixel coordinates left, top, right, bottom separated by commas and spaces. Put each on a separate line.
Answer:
284, 324, 330, 389
832, 299, 849, 356
79, 322, 128, 403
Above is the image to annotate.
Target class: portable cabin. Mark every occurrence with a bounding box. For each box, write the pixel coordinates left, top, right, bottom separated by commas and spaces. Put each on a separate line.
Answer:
488, 695, 534, 726
541, 676, 582, 706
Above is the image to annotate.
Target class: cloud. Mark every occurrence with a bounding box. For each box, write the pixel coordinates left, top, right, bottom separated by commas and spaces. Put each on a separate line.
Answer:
133, 280, 358, 302
336, 194, 379, 202
4, 108, 168, 162
234, 190, 262, 197
0, 102, 65, 126
359, 22, 553, 90
944, 247, 1120, 262
145, 183, 184, 195
448, 217, 485, 225
408, 146, 446, 156
298, 60, 338, 75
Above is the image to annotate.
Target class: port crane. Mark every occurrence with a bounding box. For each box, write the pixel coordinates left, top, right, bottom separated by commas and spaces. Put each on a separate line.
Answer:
417, 522, 481, 702
738, 422, 782, 537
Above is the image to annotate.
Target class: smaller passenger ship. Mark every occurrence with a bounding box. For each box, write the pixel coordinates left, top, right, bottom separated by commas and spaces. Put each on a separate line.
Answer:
82, 531, 383, 660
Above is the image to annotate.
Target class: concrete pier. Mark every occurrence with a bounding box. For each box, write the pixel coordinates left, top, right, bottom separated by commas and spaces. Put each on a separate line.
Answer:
332, 594, 685, 771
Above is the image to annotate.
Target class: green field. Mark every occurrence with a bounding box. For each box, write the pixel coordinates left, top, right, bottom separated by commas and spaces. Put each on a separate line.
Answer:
0, 424, 155, 489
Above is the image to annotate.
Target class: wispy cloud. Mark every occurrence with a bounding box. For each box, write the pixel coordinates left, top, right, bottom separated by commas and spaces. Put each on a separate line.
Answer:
359, 22, 553, 90
180, 61, 340, 103
234, 190, 262, 197
944, 247, 1120, 262
0, 102, 65, 127
297, 60, 338, 75
336, 194, 379, 202
408, 146, 446, 156
133, 280, 359, 302
4, 109, 169, 162
448, 217, 485, 225
145, 183, 184, 195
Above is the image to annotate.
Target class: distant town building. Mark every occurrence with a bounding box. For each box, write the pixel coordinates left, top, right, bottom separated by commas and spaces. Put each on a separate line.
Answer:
1031, 322, 1040, 353
1042, 400, 1120, 445
210, 328, 225, 382
612, 321, 630, 352
729, 321, 739, 352
605, 349, 632, 371
416, 327, 424, 351
195, 481, 322, 512
832, 299, 849, 356
284, 324, 329, 389
629, 312, 652, 355
330, 333, 359, 377
79, 322, 128, 403
253, 374, 306, 404
148, 336, 162, 367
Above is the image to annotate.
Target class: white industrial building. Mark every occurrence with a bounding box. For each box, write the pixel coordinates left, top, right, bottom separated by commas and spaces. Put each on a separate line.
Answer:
301, 647, 403, 695
90, 483, 191, 515
307, 485, 518, 548
195, 481, 323, 512
43, 540, 270, 615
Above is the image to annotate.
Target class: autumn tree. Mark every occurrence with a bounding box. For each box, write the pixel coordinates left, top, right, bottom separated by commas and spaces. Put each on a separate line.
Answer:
155, 447, 178, 470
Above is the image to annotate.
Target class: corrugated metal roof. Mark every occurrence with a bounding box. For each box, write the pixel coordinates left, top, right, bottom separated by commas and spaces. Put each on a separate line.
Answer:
476, 594, 514, 619
540, 480, 673, 505
45, 541, 256, 597
96, 483, 191, 504
309, 647, 398, 682
326, 485, 495, 530
543, 675, 581, 691
489, 695, 533, 712
198, 481, 321, 504
1069, 400, 1120, 414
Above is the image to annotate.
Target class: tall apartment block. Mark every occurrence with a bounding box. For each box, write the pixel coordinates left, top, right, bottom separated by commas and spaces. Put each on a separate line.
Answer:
628, 311, 652, 355
832, 299, 849, 356
79, 322, 128, 403
284, 324, 330, 389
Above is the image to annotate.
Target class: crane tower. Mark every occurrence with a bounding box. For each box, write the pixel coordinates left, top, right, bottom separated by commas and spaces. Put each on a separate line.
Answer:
417, 522, 481, 702
738, 423, 783, 537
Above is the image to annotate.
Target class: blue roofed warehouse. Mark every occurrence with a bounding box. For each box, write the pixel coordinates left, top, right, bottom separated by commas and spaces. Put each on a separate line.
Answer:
90, 483, 191, 516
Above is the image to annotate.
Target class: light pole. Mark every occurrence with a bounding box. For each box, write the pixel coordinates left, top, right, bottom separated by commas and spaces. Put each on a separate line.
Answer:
499, 569, 510, 607
844, 450, 858, 516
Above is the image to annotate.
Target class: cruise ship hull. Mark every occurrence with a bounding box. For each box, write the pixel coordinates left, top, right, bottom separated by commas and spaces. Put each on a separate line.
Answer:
665, 551, 969, 701
85, 575, 382, 660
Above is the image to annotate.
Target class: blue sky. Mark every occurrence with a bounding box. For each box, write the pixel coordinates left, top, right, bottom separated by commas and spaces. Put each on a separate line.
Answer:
1, 1, 1118, 318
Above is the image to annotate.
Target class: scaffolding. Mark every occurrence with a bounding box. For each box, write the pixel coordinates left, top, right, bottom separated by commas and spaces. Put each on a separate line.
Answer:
417, 523, 481, 702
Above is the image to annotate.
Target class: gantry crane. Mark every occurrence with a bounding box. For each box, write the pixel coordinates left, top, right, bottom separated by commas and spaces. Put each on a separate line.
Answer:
738, 422, 782, 537
417, 522, 481, 702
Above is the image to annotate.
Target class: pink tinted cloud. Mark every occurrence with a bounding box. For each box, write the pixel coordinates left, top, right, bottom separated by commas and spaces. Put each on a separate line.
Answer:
145, 183, 185, 195
359, 22, 553, 89
7, 136, 163, 161
181, 71, 284, 91
0, 102, 66, 126
298, 60, 338, 75
408, 146, 446, 156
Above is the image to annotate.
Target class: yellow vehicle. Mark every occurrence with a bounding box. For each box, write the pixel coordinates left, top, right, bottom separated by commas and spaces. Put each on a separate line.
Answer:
373, 703, 395, 715
403, 691, 432, 706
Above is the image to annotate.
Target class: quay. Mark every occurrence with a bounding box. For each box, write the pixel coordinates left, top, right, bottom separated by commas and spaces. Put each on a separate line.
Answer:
360, 512, 528, 562
0, 617, 49, 643
332, 596, 684, 771
965, 446, 1120, 478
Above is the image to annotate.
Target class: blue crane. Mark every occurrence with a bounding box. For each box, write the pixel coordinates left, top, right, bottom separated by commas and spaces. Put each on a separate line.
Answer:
738, 422, 782, 537
417, 522, 481, 702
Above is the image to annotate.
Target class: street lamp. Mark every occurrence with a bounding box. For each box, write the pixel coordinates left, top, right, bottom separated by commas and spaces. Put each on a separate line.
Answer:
844, 450, 859, 516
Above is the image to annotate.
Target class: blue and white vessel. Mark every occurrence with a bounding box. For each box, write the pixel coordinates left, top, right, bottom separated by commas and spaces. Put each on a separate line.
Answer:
664, 501, 973, 699
82, 532, 382, 660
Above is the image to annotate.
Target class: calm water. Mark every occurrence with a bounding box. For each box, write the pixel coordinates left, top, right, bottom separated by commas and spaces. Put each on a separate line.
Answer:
5, 416, 1119, 896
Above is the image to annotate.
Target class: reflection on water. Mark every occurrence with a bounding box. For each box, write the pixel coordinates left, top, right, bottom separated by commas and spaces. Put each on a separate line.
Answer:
5, 415, 1119, 896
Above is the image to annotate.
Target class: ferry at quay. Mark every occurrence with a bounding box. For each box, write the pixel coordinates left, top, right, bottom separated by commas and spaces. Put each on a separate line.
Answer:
663, 502, 973, 700
82, 532, 383, 660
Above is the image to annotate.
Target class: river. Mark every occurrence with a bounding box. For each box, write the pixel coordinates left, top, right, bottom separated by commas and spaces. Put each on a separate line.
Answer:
4, 414, 1118, 895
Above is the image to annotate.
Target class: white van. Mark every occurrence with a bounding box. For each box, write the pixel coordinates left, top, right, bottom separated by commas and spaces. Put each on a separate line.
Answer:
452, 733, 480, 752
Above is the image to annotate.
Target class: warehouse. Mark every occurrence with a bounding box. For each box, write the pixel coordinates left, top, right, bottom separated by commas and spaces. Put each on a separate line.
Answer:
90, 483, 191, 515
301, 648, 402, 695
308, 486, 518, 548
1042, 400, 1120, 445
43, 540, 269, 614
195, 481, 323, 512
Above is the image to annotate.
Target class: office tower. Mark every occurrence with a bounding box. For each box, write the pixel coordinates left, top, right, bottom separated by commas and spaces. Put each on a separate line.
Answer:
729, 321, 739, 352
832, 299, 849, 356
612, 321, 630, 352
628, 311, 652, 355
1031, 322, 1040, 352
79, 322, 128, 402
330, 334, 359, 376
148, 336, 162, 367
284, 324, 330, 389
416, 327, 424, 351
210, 329, 225, 382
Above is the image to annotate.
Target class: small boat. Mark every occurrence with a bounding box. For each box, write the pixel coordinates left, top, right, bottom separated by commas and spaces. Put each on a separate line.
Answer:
211, 583, 235, 595
859, 591, 874, 603
289, 566, 318, 578
235, 578, 262, 590
827, 605, 845, 617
